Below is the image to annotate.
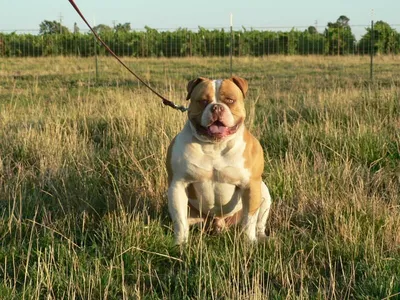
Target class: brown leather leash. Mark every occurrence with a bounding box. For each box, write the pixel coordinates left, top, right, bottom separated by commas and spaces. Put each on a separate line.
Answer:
68, 0, 187, 112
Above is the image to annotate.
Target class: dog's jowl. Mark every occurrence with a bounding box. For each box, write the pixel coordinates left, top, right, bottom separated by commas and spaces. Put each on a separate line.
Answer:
166, 76, 272, 245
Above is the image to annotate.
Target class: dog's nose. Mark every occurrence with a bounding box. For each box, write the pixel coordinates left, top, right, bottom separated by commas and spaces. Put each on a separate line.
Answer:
212, 104, 224, 113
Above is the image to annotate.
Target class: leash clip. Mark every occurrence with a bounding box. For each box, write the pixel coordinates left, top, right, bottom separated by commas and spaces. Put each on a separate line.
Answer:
174, 105, 188, 113
162, 99, 188, 112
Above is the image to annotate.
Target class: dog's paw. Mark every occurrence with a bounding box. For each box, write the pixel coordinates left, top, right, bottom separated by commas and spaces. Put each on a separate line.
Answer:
173, 232, 189, 246
211, 218, 226, 235
257, 231, 269, 243
174, 238, 188, 246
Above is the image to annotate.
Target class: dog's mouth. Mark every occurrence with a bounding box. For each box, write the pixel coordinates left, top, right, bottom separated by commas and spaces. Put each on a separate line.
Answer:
196, 120, 242, 140
207, 120, 230, 136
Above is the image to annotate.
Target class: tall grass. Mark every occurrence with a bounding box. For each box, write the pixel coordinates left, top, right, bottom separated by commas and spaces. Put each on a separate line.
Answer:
0, 56, 399, 299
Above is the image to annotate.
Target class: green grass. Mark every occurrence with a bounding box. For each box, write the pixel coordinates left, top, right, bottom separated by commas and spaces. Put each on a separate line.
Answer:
0, 55, 399, 299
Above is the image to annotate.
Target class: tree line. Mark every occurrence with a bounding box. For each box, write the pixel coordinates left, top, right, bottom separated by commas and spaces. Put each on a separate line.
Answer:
0, 16, 399, 57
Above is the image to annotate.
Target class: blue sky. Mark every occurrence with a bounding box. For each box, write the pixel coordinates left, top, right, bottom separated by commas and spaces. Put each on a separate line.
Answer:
1, 0, 399, 38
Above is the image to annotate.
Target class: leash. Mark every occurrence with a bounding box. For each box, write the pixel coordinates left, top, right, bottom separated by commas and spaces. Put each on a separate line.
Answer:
68, 0, 188, 112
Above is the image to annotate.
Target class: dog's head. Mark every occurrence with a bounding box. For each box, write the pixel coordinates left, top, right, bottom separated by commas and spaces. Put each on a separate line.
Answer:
185, 76, 248, 142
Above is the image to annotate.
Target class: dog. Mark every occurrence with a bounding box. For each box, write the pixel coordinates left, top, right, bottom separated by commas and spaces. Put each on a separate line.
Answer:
166, 76, 272, 245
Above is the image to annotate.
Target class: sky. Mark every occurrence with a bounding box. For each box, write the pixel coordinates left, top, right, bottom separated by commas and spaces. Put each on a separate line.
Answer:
1, 0, 399, 39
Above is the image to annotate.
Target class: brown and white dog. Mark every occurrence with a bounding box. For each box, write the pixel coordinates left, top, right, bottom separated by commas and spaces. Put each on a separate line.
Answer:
166, 76, 272, 245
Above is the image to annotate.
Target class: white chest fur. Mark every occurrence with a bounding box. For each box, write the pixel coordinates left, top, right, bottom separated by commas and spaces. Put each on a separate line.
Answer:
170, 121, 250, 216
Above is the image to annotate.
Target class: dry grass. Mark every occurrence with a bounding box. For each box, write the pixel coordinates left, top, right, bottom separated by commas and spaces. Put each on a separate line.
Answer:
0, 55, 399, 299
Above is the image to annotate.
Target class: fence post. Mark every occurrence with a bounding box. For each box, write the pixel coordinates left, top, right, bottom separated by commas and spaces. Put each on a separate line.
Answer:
94, 37, 99, 81
370, 20, 374, 82
230, 13, 233, 77
93, 17, 99, 81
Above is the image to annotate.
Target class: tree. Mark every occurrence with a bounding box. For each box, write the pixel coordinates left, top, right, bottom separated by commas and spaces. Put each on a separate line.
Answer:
358, 21, 400, 54
324, 15, 355, 55
336, 15, 350, 27
300, 27, 325, 55
307, 26, 318, 35
114, 23, 131, 33
93, 24, 113, 34
39, 20, 70, 35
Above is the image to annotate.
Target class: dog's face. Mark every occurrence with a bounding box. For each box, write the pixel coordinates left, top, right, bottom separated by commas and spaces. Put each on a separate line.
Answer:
186, 76, 248, 142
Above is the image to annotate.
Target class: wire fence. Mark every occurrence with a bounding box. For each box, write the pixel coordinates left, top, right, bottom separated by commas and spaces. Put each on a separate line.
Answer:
1, 24, 400, 58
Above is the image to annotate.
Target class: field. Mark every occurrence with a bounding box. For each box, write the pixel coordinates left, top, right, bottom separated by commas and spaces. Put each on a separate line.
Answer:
0, 55, 399, 299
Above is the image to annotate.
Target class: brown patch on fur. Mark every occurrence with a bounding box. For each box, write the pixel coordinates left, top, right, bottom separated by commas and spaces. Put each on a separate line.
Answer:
229, 76, 249, 98
218, 79, 246, 125
242, 128, 264, 215
243, 129, 264, 177
187, 79, 215, 128
186, 77, 209, 100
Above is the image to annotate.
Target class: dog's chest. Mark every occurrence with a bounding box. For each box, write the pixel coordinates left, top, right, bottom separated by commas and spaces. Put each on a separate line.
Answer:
170, 124, 252, 216
185, 143, 249, 215
184, 139, 250, 186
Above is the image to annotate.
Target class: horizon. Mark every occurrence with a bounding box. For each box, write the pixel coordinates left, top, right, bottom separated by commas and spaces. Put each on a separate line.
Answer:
0, 22, 397, 41
1, 0, 399, 40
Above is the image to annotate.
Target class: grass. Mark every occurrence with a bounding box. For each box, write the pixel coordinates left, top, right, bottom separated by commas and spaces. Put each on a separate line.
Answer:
0, 55, 399, 299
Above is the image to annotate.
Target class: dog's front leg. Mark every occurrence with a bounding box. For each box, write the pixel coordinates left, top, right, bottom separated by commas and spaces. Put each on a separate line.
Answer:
168, 180, 189, 245
256, 182, 272, 239
241, 179, 262, 242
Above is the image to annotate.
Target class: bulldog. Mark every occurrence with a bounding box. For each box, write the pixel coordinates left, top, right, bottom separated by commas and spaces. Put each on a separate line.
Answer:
166, 76, 272, 245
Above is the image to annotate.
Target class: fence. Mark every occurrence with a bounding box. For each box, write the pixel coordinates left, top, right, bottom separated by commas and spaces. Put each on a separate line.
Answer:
1, 24, 400, 58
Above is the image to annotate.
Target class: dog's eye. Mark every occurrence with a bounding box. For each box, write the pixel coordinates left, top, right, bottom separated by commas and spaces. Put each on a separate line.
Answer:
225, 98, 235, 104
201, 100, 209, 106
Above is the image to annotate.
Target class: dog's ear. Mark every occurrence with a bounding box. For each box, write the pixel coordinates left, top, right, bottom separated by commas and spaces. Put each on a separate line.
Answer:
230, 76, 248, 98
186, 77, 207, 100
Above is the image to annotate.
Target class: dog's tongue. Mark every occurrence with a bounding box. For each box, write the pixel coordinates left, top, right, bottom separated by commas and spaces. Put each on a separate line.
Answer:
208, 124, 228, 135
